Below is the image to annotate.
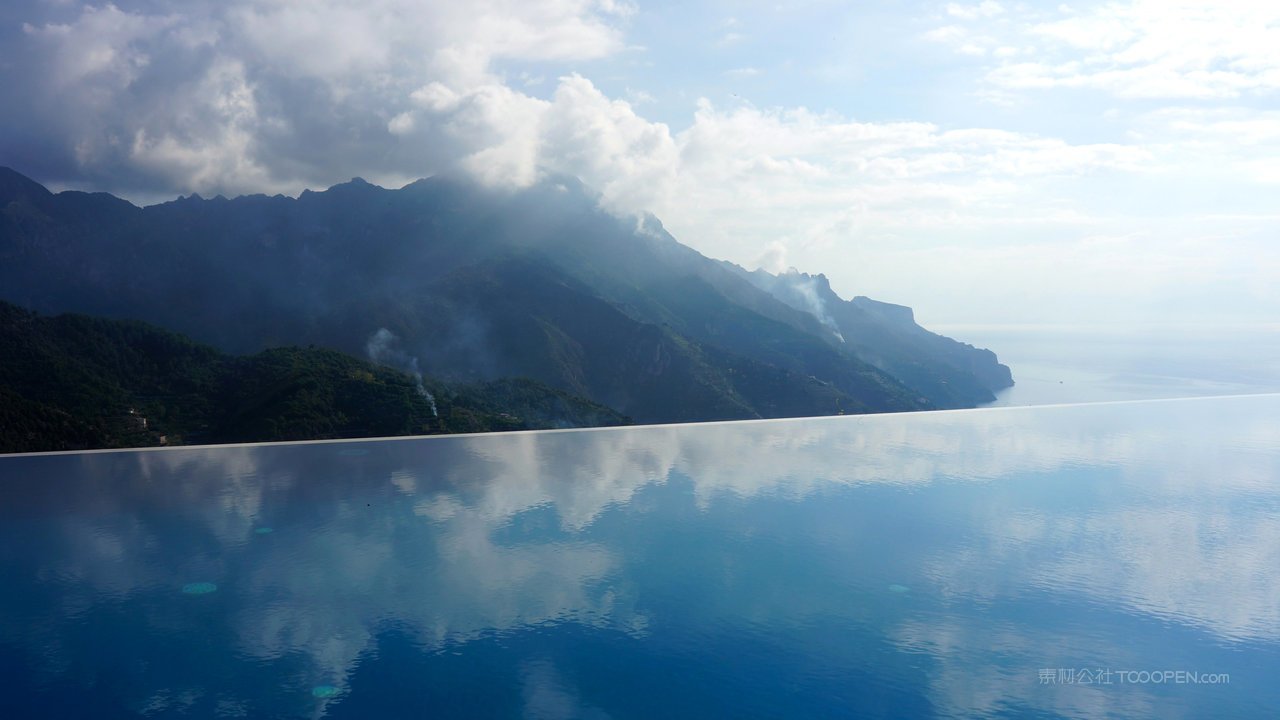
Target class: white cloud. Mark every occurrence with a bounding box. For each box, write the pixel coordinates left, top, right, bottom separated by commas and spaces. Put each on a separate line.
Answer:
1143, 107, 1280, 147
1120, 106, 1280, 192
595, 0, 637, 18
755, 239, 790, 274
23, 4, 176, 89
127, 59, 279, 194
938, 0, 1280, 99
540, 75, 681, 213
634, 101, 1152, 290
945, 1, 1004, 20
921, 22, 999, 59
922, 24, 966, 43
716, 31, 747, 47
6, 0, 1278, 325
33, 0, 1141, 237
624, 87, 655, 105
5, 0, 632, 195
385, 73, 680, 211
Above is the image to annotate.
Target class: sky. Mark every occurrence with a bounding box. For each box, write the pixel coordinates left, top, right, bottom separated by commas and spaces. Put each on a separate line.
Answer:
1, 0, 1278, 327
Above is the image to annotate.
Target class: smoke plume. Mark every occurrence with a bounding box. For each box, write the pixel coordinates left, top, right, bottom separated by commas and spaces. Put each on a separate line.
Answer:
366, 328, 438, 417
788, 270, 845, 343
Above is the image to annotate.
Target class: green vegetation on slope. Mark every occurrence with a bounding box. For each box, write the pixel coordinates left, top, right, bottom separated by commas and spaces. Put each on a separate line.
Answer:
0, 301, 629, 453
410, 256, 928, 423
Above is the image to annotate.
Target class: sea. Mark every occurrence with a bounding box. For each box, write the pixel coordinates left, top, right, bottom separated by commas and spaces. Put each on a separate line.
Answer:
3, 394, 1277, 718
934, 324, 1280, 407
2, 324, 1279, 718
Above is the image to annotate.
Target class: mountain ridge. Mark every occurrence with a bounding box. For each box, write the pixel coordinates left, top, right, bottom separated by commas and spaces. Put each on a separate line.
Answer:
0, 167, 1012, 424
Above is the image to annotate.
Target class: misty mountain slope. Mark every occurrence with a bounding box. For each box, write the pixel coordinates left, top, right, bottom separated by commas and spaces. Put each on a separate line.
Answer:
1, 166, 1005, 422
629, 273, 928, 407
461, 179, 856, 354
404, 256, 922, 422
372, 175, 1010, 409
403, 255, 760, 422
735, 268, 1014, 407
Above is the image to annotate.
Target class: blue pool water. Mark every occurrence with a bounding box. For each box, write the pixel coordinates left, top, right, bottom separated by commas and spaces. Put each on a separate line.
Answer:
2, 395, 1278, 718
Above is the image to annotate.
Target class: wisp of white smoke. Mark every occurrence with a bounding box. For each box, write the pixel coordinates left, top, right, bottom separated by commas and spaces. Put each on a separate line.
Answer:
366, 328, 438, 417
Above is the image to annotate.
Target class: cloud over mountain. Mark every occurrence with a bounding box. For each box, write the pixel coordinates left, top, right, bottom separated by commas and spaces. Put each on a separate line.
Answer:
2, 0, 1148, 209
5, 0, 633, 196
2, 0, 1278, 326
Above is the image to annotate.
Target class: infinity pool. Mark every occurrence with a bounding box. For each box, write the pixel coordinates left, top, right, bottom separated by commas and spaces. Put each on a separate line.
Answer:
2, 395, 1278, 718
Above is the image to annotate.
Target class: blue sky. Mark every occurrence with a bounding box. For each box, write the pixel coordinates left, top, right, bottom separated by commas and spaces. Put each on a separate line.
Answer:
2, 0, 1277, 326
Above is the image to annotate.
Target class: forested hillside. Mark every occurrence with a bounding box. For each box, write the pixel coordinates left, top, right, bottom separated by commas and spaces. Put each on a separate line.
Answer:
0, 301, 627, 453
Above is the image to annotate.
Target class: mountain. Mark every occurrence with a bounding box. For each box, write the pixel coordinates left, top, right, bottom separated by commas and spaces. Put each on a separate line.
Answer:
732, 268, 1013, 408
0, 301, 628, 453
0, 167, 1011, 424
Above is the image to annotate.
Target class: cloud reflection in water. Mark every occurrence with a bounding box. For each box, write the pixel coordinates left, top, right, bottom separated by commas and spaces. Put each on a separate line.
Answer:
1, 394, 1277, 717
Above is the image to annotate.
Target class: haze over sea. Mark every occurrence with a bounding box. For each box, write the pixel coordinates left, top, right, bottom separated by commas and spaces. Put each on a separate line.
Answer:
935, 324, 1280, 408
